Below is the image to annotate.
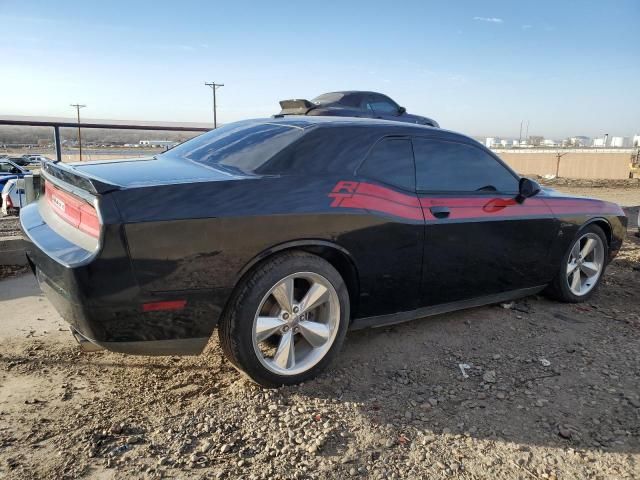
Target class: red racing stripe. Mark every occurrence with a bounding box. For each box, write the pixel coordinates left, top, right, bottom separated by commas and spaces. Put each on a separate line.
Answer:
337, 194, 424, 221
328, 181, 622, 221
354, 182, 421, 207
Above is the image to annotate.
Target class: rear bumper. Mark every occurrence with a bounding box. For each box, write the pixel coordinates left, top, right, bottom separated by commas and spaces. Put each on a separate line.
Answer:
31, 265, 212, 355
20, 201, 220, 355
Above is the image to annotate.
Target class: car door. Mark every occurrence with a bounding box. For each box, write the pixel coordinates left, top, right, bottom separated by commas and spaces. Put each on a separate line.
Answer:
412, 136, 558, 306
366, 94, 403, 121
349, 136, 424, 316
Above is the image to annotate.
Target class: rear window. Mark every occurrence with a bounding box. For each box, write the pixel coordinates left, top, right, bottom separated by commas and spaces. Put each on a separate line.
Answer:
164, 121, 304, 174
260, 126, 383, 176
312, 93, 345, 105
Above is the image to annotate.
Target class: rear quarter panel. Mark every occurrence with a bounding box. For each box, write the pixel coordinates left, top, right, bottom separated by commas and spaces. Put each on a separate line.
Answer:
116, 176, 424, 318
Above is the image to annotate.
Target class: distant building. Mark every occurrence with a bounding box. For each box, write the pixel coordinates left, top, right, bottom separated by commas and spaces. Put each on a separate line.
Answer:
592, 137, 607, 147
512, 140, 519, 147
542, 139, 559, 147
633, 134, 640, 147
500, 139, 508, 147
569, 136, 591, 147
528, 136, 544, 146
609, 136, 629, 148
139, 140, 178, 148
485, 137, 497, 148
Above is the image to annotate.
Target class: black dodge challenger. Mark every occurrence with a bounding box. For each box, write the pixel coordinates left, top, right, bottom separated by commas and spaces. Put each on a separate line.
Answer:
21, 117, 626, 387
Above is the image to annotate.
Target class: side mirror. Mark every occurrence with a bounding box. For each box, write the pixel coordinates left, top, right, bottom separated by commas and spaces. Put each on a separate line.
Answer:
516, 177, 541, 203
398, 106, 406, 115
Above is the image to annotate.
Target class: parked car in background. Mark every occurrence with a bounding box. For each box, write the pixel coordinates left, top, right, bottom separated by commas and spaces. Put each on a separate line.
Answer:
22, 154, 53, 164
21, 117, 626, 387
277, 91, 440, 127
8, 155, 44, 167
1, 177, 26, 216
0, 159, 28, 190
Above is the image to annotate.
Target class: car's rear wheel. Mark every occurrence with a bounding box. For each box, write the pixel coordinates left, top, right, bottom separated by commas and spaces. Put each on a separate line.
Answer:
218, 251, 349, 387
545, 224, 608, 302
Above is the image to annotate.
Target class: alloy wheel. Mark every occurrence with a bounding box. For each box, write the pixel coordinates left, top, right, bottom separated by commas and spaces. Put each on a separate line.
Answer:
566, 232, 605, 296
251, 272, 340, 376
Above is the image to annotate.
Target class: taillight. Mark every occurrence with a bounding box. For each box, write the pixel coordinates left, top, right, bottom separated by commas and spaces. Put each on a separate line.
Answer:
45, 181, 100, 238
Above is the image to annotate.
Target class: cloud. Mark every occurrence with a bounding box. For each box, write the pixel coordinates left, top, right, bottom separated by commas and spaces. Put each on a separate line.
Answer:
521, 24, 533, 30
473, 16, 503, 23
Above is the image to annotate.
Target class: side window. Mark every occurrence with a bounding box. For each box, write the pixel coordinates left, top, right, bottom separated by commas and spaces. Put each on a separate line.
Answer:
413, 138, 518, 193
0, 163, 13, 173
368, 95, 399, 115
339, 94, 362, 108
358, 138, 415, 190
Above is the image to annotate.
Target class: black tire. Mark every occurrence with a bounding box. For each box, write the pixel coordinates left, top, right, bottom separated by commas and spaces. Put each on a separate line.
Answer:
545, 224, 608, 303
218, 251, 350, 388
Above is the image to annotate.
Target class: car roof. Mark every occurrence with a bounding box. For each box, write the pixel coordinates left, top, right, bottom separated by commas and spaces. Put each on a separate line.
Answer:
261, 116, 477, 144
321, 90, 388, 97
1, 159, 24, 167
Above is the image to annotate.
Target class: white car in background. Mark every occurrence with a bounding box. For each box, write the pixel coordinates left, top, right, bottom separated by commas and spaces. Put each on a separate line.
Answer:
1, 177, 26, 216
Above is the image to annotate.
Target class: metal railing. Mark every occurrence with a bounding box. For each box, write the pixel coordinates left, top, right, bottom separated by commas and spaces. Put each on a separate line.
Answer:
0, 118, 211, 162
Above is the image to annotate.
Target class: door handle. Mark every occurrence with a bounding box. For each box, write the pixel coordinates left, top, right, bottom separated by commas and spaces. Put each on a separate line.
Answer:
429, 206, 450, 219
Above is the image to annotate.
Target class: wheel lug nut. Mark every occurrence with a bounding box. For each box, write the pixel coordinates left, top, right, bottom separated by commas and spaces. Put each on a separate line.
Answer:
282, 325, 290, 332
293, 306, 299, 313
282, 313, 289, 320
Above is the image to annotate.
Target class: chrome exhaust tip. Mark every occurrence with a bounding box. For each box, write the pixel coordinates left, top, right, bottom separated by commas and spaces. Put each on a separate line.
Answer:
70, 327, 104, 352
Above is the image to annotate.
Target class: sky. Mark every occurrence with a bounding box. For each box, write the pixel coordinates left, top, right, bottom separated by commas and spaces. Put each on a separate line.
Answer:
1, 0, 639, 139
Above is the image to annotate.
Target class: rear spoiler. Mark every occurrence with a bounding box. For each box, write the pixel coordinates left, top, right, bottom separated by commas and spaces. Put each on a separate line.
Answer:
41, 159, 119, 195
278, 99, 316, 116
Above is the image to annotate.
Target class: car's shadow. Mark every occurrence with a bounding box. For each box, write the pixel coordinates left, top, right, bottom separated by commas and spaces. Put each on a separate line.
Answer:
281, 282, 640, 455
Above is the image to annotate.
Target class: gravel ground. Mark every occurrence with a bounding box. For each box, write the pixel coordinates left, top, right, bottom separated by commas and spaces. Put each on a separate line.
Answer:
0, 184, 639, 480
0, 216, 21, 238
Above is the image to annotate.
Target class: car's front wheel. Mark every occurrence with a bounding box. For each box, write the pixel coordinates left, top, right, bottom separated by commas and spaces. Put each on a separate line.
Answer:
545, 224, 608, 302
218, 251, 349, 387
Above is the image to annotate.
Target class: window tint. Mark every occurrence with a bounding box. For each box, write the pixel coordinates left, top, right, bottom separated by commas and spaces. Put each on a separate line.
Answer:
339, 94, 362, 108
413, 138, 518, 193
0, 163, 13, 173
368, 95, 399, 115
261, 127, 382, 176
164, 121, 304, 174
312, 93, 345, 105
358, 138, 415, 190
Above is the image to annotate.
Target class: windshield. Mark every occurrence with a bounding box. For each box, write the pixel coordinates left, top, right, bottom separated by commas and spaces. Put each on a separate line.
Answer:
163, 121, 304, 174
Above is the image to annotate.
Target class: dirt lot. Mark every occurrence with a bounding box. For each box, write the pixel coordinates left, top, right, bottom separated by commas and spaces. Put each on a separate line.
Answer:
1, 184, 639, 479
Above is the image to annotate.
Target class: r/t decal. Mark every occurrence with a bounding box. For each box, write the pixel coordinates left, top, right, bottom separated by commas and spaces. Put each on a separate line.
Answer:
328, 181, 359, 207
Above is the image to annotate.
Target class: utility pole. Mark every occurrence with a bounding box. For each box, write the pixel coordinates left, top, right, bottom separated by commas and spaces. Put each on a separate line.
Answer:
519, 120, 523, 145
204, 82, 224, 128
70, 103, 86, 161
555, 151, 569, 178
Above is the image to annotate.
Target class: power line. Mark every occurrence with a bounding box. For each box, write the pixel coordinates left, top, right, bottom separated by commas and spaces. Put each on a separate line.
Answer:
204, 82, 224, 128
70, 103, 86, 161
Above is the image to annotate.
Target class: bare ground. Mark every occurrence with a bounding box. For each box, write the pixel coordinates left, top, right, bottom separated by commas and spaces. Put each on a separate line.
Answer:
0, 184, 639, 480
